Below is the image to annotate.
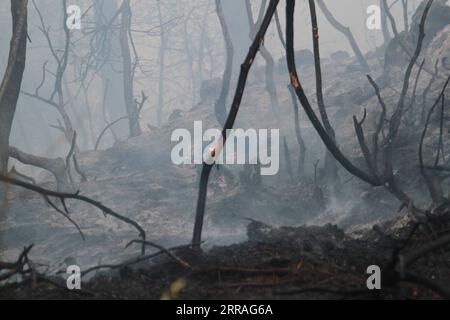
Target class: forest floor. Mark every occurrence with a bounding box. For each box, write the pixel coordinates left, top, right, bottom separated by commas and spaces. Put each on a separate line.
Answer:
1, 211, 449, 300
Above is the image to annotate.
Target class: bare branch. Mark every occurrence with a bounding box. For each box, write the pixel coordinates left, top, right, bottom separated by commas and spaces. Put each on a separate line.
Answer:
0, 173, 146, 253
285, 0, 380, 187
126, 240, 192, 269
214, 0, 234, 126
192, 0, 281, 250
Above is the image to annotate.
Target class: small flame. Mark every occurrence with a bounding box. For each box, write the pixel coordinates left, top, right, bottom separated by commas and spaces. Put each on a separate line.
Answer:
290, 72, 299, 90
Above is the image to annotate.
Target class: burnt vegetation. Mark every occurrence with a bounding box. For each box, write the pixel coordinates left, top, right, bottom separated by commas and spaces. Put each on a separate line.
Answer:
0, 0, 450, 300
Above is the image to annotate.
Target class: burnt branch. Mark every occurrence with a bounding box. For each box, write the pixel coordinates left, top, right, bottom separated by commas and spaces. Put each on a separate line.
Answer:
288, 84, 306, 180
435, 95, 446, 167
352, 109, 375, 174
126, 240, 192, 269
366, 0, 433, 207
9, 146, 72, 192
65, 131, 88, 183
287, 0, 434, 212
381, 0, 438, 78
119, 0, 142, 137
246, 0, 280, 113
214, 0, 234, 127
65, 131, 77, 186
8, 166, 36, 185
367, 75, 387, 176
73, 154, 87, 182
0, 0, 28, 216
0, 245, 34, 282
274, 8, 286, 50
95, 116, 128, 151
42, 194, 85, 241
24, 0, 75, 143
192, 0, 281, 250
285, 0, 380, 187
308, 0, 338, 183
0, 174, 146, 254
419, 75, 450, 205
81, 243, 193, 278
283, 137, 294, 184
308, 0, 335, 141
385, 1, 433, 147
381, 226, 450, 299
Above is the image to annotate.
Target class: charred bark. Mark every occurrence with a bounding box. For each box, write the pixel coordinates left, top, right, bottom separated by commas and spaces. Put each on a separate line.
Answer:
380, 0, 392, 47
401, 0, 409, 32
419, 76, 450, 206
308, 0, 339, 184
286, 0, 436, 213
285, 0, 380, 187
0, 0, 28, 219
0, 174, 146, 254
192, 0, 280, 250
214, 0, 234, 127
120, 0, 141, 137
156, 0, 168, 127
288, 84, 306, 181
245, 0, 280, 113
23, 0, 75, 144
9, 147, 72, 192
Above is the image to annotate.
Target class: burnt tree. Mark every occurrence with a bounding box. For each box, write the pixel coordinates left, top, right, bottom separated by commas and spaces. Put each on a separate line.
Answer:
287, 0, 442, 215
245, 0, 280, 113
11, 0, 86, 192
119, 0, 142, 137
308, 0, 339, 184
214, 0, 234, 127
0, 0, 28, 220
380, 0, 392, 47
156, 0, 168, 127
22, 0, 75, 144
192, 0, 280, 249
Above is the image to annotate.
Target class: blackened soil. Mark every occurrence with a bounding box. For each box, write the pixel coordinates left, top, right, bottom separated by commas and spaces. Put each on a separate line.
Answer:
1, 215, 449, 300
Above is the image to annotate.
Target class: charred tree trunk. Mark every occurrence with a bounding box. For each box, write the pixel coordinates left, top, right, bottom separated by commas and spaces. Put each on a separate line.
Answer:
245, 0, 280, 113
419, 77, 450, 206
120, 0, 141, 137
402, 0, 409, 32
287, 0, 435, 215
214, 0, 234, 127
183, 14, 196, 108
308, 0, 339, 185
285, 0, 380, 188
156, 0, 168, 127
288, 85, 307, 181
286, 0, 433, 214
63, 76, 89, 150
196, 3, 211, 96
94, 0, 128, 141
23, 0, 75, 145
380, 0, 392, 47
55, 0, 73, 143
0, 0, 28, 220
7, 1, 86, 194
192, 0, 280, 249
